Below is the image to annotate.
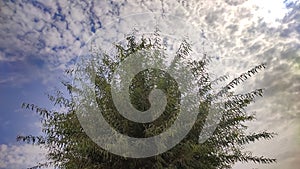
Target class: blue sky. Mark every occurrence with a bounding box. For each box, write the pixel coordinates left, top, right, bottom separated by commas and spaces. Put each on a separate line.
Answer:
0, 0, 300, 168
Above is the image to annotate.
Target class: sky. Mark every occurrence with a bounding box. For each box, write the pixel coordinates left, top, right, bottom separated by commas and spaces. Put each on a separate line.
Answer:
0, 0, 299, 168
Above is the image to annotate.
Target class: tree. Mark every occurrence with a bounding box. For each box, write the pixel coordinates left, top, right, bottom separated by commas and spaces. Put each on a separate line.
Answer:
18, 30, 276, 169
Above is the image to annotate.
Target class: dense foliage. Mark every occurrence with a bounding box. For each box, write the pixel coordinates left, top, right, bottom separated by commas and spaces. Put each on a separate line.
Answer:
18, 30, 276, 169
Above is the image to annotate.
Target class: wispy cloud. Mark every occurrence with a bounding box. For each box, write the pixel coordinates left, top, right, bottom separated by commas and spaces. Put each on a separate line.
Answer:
0, 0, 299, 168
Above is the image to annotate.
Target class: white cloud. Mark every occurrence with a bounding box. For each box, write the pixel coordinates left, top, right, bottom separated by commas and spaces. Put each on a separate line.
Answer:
247, 0, 292, 27
1, 0, 299, 168
0, 50, 25, 62
0, 144, 53, 169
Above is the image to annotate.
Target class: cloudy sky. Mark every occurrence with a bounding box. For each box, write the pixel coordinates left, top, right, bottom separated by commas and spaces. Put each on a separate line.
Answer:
0, 0, 299, 168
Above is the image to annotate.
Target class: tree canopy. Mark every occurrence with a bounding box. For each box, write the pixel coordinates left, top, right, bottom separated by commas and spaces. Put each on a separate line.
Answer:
18, 30, 276, 169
